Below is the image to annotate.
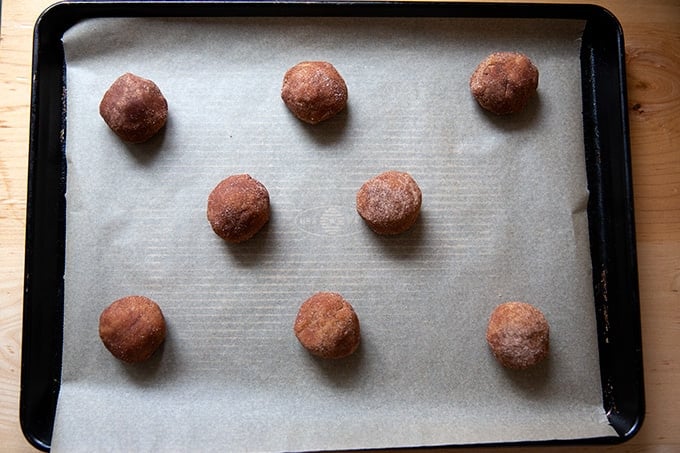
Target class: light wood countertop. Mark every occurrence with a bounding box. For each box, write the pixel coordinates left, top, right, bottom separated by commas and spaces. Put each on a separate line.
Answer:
1, 0, 678, 451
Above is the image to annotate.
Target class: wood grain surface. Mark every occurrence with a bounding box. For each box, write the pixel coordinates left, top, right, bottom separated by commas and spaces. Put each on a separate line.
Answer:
1, 0, 678, 451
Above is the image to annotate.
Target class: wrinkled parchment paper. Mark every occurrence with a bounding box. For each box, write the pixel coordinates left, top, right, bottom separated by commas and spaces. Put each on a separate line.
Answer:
52, 16, 616, 452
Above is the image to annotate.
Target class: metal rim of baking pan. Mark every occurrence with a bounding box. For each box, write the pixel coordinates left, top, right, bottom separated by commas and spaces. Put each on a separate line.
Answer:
21, 1, 644, 451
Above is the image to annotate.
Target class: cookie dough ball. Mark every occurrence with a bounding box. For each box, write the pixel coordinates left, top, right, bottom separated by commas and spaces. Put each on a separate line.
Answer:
356, 170, 422, 235
470, 52, 539, 115
207, 174, 270, 243
294, 292, 361, 359
281, 61, 348, 124
99, 72, 168, 143
486, 301, 549, 369
99, 296, 166, 363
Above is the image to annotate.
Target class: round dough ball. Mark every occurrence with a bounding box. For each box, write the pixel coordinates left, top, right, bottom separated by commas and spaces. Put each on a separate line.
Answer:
294, 292, 361, 359
99, 296, 166, 363
207, 174, 270, 243
356, 170, 422, 235
99, 73, 168, 143
470, 52, 539, 115
486, 301, 549, 369
281, 61, 348, 124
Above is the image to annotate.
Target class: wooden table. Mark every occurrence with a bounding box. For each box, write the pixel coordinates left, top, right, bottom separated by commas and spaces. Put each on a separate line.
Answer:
1, 0, 678, 451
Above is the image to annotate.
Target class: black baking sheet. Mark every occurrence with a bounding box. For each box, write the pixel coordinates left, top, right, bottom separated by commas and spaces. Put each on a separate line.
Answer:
22, 1, 643, 451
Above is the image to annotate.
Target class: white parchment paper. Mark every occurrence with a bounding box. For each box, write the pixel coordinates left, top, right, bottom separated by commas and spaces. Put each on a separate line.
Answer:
53, 16, 616, 452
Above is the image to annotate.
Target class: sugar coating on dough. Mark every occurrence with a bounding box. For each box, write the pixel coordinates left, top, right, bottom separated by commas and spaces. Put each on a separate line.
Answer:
294, 292, 361, 359
356, 170, 422, 235
470, 52, 538, 115
99, 73, 168, 143
207, 174, 270, 243
281, 61, 348, 124
486, 301, 549, 369
99, 295, 166, 363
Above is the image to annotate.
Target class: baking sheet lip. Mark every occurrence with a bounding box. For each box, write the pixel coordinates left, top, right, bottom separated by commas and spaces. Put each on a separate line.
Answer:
21, 1, 642, 451
34, 0, 614, 25
579, 9, 644, 441
21, 3, 69, 452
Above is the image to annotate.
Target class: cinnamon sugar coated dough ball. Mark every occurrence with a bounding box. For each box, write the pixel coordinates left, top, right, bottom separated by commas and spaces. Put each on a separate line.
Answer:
294, 292, 361, 359
281, 61, 348, 124
99, 73, 168, 143
207, 174, 270, 243
356, 170, 422, 235
486, 301, 549, 369
99, 296, 166, 363
470, 52, 539, 115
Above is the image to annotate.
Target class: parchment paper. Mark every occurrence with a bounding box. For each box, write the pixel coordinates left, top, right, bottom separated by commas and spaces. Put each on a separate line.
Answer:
53, 16, 616, 452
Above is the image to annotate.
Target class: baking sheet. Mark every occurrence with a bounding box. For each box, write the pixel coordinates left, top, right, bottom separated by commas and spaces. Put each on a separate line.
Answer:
52, 16, 616, 451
